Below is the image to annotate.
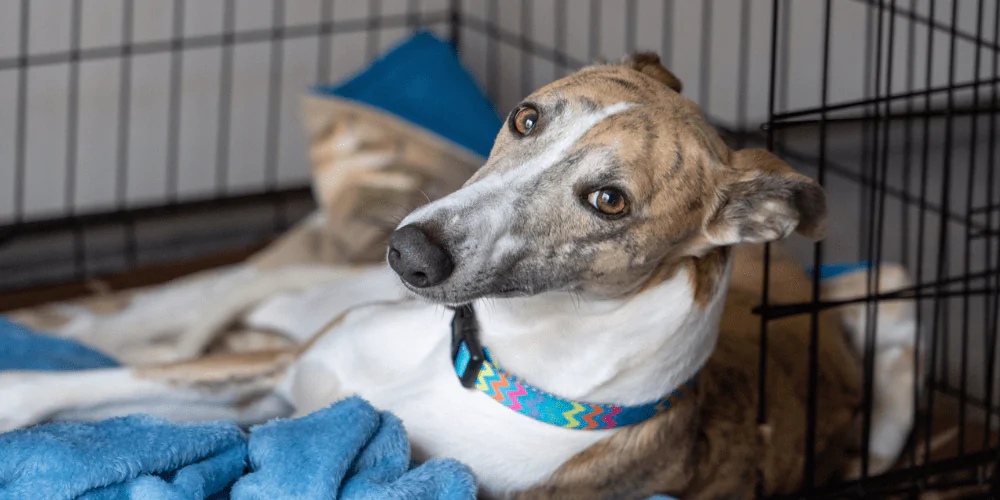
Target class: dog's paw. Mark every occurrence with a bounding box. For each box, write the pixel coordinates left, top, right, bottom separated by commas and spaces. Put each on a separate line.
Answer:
0, 372, 49, 433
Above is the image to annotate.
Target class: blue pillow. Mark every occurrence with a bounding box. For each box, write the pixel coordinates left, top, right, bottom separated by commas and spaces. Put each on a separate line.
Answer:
313, 30, 503, 159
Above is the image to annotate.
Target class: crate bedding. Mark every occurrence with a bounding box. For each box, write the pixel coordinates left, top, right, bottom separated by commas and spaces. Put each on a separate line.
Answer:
0, 390, 477, 500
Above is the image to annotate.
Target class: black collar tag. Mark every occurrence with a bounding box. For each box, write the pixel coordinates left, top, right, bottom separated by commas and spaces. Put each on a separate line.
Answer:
450, 304, 486, 389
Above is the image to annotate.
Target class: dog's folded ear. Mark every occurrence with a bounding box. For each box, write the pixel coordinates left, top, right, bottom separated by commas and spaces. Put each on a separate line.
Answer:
621, 52, 683, 93
702, 149, 827, 247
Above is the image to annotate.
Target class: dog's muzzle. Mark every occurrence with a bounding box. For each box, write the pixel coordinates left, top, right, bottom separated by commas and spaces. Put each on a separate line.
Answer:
387, 224, 454, 288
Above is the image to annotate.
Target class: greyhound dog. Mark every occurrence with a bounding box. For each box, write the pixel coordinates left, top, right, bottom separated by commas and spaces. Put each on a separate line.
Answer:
0, 53, 917, 499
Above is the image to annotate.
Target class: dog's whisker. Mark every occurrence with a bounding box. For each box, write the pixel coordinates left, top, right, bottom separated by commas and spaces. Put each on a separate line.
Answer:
417, 189, 433, 205
570, 291, 582, 312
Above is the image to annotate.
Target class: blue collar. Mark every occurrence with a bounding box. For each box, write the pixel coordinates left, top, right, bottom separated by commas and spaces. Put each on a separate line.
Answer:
450, 305, 696, 430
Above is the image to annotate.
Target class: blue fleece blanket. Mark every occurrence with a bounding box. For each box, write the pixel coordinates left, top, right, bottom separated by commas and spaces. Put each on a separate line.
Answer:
0, 397, 476, 500
0, 415, 246, 500
0, 317, 475, 499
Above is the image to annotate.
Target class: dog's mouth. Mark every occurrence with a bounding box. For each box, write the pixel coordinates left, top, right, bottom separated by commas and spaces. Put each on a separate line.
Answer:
492, 287, 527, 298
399, 279, 529, 306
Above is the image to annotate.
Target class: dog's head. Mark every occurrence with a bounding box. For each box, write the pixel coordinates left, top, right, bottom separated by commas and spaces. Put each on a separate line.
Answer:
387, 53, 826, 305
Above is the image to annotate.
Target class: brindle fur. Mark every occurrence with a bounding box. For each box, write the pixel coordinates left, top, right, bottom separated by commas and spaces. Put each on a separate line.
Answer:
507, 55, 862, 499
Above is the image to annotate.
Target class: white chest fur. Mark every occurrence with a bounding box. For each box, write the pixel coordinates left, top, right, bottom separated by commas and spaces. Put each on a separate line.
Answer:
278, 263, 728, 495
281, 301, 613, 494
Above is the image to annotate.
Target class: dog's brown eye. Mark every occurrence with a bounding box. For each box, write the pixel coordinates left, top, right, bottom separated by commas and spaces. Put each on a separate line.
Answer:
512, 105, 539, 136
587, 188, 628, 216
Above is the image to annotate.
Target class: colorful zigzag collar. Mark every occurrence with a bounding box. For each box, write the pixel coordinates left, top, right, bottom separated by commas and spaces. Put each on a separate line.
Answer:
450, 305, 696, 430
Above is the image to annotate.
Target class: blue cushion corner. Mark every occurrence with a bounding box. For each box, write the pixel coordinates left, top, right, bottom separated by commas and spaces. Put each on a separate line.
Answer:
311, 29, 502, 159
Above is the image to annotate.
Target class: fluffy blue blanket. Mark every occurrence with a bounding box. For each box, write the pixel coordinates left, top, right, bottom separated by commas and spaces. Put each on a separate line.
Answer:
0, 316, 476, 499
0, 396, 475, 500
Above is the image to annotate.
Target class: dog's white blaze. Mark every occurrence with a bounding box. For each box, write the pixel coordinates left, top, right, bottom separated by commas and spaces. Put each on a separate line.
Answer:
399, 102, 635, 230
501, 101, 636, 186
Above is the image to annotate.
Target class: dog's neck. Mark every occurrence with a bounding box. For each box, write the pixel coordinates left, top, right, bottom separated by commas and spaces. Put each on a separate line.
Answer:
473, 255, 732, 407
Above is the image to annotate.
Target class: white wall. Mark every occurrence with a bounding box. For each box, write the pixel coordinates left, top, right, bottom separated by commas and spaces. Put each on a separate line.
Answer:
4, 0, 997, 225
458, 0, 998, 126
2, 0, 996, 224
0, 0, 450, 223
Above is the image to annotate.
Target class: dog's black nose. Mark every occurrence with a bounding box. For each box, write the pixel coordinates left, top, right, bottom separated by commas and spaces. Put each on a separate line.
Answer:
387, 225, 454, 288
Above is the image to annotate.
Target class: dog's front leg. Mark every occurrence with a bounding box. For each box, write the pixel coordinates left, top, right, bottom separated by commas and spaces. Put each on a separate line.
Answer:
0, 349, 298, 433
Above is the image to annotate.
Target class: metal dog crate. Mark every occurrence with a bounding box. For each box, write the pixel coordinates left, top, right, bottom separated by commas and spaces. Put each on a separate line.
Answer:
1, 1, 998, 498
